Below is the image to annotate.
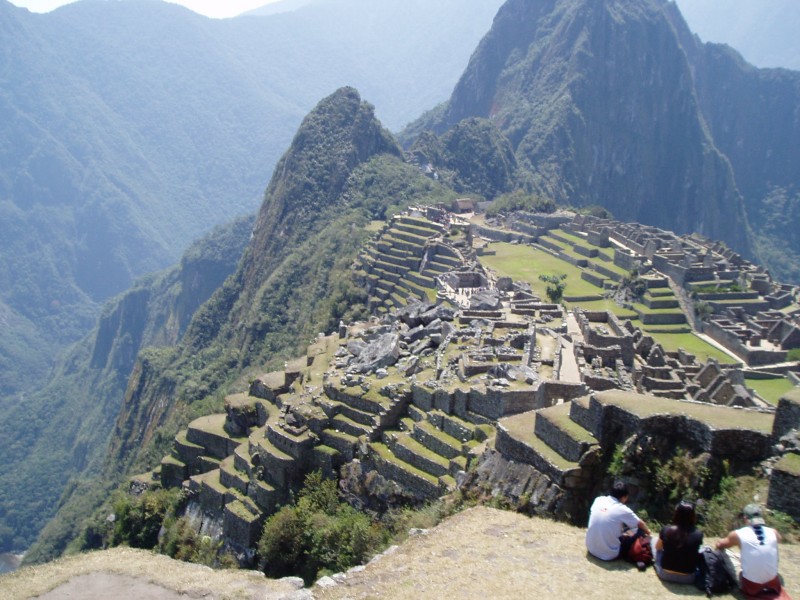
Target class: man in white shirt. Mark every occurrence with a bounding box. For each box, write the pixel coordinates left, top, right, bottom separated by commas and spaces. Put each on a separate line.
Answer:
585, 481, 651, 561
716, 504, 786, 597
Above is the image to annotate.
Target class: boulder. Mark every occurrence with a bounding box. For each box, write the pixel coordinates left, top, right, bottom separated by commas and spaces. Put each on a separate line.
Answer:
350, 333, 400, 373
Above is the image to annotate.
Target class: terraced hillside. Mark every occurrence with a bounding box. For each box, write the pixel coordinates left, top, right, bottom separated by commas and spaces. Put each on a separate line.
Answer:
132, 209, 799, 564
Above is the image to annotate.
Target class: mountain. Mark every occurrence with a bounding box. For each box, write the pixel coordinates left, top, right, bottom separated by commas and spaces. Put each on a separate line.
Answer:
0, 215, 252, 555
404, 0, 800, 279
0, 0, 502, 552
22, 88, 455, 561
675, 0, 800, 70
0, 0, 502, 416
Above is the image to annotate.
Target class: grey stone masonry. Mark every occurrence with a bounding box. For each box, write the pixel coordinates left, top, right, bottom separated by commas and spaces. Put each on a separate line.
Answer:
773, 388, 800, 440
767, 453, 800, 520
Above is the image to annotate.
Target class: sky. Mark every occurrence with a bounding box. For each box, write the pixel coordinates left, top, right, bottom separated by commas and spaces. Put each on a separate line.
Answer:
8, 0, 282, 19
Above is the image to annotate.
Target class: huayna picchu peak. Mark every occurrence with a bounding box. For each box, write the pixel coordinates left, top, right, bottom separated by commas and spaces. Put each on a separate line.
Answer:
404, 0, 800, 282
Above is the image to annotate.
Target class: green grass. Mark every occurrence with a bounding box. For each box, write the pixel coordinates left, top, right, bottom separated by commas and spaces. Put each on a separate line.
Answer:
775, 452, 800, 476
592, 390, 774, 432
479, 242, 603, 299
745, 376, 798, 406
647, 332, 738, 363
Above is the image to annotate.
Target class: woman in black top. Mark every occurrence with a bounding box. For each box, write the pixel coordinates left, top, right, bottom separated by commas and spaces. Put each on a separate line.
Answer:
653, 500, 704, 583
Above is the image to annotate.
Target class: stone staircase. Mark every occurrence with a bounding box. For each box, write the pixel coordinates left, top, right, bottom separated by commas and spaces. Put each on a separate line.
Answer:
357, 215, 451, 312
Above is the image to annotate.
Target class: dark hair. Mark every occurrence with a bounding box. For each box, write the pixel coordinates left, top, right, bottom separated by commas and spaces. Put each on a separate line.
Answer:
673, 501, 697, 528
610, 481, 629, 500
669, 500, 697, 547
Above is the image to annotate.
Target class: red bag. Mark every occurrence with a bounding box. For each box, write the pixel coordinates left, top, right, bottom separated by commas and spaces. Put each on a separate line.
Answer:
625, 533, 654, 568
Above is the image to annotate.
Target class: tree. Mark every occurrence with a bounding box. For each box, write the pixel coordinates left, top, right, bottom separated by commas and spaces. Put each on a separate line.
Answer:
539, 273, 567, 304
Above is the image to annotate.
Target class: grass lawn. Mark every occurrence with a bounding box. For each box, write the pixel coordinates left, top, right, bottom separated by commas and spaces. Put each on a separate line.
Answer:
745, 376, 798, 406
647, 331, 738, 363
479, 242, 603, 299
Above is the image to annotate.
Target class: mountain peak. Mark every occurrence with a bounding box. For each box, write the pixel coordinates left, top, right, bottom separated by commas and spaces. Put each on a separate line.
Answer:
408, 0, 754, 256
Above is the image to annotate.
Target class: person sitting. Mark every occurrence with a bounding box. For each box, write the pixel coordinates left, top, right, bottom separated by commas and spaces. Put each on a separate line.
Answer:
652, 500, 703, 584
716, 503, 791, 599
586, 481, 651, 561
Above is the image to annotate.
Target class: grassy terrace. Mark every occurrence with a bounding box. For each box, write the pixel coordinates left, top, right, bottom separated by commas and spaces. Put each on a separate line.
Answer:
780, 303, 800, 315
775, 452, 800, 476
370, 442, 440, 484
500, 412, 579, 470
540, 403, 597, 443
480, 242, 603, 299
646, 331, 738, 363
592, 390, 774, 432
745, 376, 798, 406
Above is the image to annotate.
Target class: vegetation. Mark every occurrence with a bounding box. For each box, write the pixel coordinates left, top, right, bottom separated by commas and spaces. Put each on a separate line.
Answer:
485, 189, 556, 218
539, 273, 568, 304
258, 472, 384, 583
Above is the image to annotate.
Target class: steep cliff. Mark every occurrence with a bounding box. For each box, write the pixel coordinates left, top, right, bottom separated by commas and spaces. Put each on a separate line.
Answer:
5, 217, 252, 558
28, 88, 451, 561
405, 0, 758, 257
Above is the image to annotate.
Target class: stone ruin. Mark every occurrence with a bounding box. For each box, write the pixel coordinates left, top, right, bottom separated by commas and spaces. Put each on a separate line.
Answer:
135, 209, 800, 563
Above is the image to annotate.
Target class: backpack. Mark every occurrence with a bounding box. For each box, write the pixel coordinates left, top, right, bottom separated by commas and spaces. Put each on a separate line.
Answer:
695, 546, 734, 597
619, 529, 653, 569
626, 533, 654, 568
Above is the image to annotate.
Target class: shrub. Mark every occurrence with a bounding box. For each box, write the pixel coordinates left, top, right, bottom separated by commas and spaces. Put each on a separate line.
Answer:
109, 488, 181, 549
258, 471, 385, 584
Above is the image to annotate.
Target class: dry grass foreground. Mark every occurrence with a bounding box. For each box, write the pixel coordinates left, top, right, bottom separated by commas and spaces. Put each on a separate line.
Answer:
1, 546, 304, 600
4, 508, 799, 600
314, 507, 800, 600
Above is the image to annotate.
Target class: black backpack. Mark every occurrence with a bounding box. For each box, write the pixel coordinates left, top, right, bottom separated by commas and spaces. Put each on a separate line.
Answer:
694, 546, 734, 597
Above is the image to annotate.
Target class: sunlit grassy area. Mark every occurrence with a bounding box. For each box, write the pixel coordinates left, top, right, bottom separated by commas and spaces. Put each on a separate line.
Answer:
647, 331, 738, 363
479, 242, 603, 299
745, 376, 798, 406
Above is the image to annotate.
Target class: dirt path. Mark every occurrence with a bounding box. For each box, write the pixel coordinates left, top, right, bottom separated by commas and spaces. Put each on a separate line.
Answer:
1, 547, 306, 600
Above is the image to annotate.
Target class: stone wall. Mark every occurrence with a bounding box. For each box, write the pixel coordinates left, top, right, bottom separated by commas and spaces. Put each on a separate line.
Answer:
767, 453, 800, 520
773, 389, 800, 439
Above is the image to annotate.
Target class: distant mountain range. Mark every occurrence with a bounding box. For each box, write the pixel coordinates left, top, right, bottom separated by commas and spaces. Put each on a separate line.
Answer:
676, 0, 800, 70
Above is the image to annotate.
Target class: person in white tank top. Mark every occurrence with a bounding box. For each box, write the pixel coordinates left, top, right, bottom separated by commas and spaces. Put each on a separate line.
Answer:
716, 503, 787, 596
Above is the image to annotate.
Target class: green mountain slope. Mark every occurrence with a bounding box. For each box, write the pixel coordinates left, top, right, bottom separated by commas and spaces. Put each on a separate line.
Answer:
23, 88, 454, 561
0, 216, 252, 555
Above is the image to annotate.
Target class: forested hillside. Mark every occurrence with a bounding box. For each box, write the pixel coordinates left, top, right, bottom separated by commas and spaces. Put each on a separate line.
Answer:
0, 0, 502, 553
0, 216, 252, 554
22, 88, 457, 562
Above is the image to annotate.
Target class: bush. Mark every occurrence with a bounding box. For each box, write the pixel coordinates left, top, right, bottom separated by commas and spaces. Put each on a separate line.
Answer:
109, 488, 181, 549
159, 515, 236, 567
257, 472, 385, 584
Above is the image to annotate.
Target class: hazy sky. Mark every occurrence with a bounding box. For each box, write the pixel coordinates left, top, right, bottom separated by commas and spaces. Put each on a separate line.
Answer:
8, 0, 282, 19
